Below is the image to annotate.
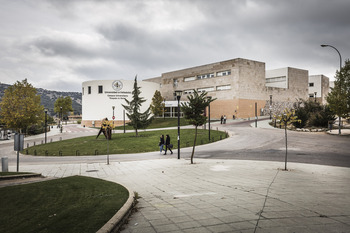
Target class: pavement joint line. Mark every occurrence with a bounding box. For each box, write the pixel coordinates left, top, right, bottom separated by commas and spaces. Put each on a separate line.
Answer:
254, 169, 280, 233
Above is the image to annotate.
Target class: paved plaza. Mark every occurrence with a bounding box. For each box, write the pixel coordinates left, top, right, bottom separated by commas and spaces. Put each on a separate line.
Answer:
1, 120, 350, 232
5, 157, 350, 233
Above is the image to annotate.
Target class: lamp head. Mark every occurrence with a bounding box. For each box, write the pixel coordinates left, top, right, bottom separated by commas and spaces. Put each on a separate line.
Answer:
321, 44, 328, 47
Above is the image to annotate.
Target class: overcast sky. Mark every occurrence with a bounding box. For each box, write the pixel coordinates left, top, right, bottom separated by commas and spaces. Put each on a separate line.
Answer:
0, 0, 349, 92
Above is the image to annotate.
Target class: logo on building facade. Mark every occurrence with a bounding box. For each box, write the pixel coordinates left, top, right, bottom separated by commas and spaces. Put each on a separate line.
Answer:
112, 80, 123, 91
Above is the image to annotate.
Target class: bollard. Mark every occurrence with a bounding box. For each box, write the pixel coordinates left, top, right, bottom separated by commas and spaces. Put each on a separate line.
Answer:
34, 142, 36, 146
45, 150, 48, 156
50, 138, 53, 143
76, 150, 80, 156
60, 137, 62, 141
216, 127, 218, 131
59, 150, 62, 156
201, 139, 203, 145
34, 150, 37, 156
1, 157, 8, 172
27, 143, 29, 148
95, 150, 98, 155
41, 140, 43, 144
26, 149, 28, 155
220, 135, 222, 140
212, 136, 214, 142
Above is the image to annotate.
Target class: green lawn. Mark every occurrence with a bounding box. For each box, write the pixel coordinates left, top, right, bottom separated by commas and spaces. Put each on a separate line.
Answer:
114, 117, 192, 130
24, 129, 228, 156
0, 176, 129, 233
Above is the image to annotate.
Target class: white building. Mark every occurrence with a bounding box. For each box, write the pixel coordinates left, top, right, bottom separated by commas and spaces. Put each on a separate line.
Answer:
308, 75, 329, 104
82, 80, 159, 127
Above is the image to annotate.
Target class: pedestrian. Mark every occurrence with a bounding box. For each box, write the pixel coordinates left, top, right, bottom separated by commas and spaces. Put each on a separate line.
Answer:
164, 134, 173, 155
224, 115, 227, 124
220, 115, 223, 124
159, 135, 165, 154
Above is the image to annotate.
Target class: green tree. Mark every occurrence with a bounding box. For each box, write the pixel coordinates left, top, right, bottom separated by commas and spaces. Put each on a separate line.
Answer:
0, 79, 44, 133
150, 90, 165, 117
54, 96, 73, 124
326, 59, 350, 134
181, 90, 215, 164
275, 108, 300, 170
293, 99, 335, 128
122, 76, 153, 136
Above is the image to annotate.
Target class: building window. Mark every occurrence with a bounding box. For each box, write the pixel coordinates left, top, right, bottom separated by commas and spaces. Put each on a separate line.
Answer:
216, 70, 231, 77
197, 87, 214, 93
266, 76, 286, 83
184, 76, 196, 82
197, 73, 214, 80
173, 79, 178, 87
309, 83, 314, 87
216, 85, 231, 91
88, 86, 91, 94
184, 89, 195, 94
98, 85, 103, 94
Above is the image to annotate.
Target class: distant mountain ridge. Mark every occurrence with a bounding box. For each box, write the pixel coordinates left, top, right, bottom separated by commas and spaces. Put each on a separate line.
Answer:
0, 83, 82, 116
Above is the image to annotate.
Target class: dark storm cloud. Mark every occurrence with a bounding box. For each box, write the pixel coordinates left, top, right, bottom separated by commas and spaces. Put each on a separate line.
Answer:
0, 0, 349, 91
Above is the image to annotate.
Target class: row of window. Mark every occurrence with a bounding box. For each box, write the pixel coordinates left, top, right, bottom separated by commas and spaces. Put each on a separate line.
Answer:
83, 85, 103, 95
266, 76, 286, 83
181, 70, 232, 83
183, 84, 231, 94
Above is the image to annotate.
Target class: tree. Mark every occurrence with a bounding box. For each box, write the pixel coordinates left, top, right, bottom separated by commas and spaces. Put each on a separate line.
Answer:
293, 99, 335, 128
275, 108, 300, 171
327, 59, 350, 134
150, 90, 165, 117
122, 76, 153, 136
54, 96, 73, 124
181, 90, 215, 164
0, 79, 44, 133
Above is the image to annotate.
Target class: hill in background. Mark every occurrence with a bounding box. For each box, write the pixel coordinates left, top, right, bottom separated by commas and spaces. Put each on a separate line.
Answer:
0, 83, 82, 116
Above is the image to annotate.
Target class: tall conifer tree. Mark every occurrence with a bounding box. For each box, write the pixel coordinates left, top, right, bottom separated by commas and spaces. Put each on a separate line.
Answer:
122, 76, 153, 136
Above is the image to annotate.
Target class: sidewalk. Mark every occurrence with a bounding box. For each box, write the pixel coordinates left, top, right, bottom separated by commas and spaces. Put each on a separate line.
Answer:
10, 159, 350, 233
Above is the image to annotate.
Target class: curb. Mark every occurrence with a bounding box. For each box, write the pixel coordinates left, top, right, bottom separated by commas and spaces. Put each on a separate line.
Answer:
0, 173, 42, 180
97, 186, 137, 233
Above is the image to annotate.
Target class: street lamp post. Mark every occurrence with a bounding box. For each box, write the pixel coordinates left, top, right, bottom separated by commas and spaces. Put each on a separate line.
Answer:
175, 90, 182, 159
44, 108, 48, 144
207, 96, 212, 141
314, 92, 317, 103
321, 44, 342, 134
112, 106, 115, 122
269, 95, 272, 120
60, 107, 63, 133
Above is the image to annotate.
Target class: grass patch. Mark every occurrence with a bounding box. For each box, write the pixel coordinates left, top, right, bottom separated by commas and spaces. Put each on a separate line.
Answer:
24, 129, 227, 156
0, 172, 34, 176
0, 176, 129, 233
114, 117, 191, 130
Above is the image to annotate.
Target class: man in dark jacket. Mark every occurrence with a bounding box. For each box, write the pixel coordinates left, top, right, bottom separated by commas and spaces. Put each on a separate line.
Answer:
164, 134, 173, 155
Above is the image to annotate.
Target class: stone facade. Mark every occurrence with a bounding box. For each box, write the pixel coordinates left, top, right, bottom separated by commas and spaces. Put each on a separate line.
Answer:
145, 59, 309, 119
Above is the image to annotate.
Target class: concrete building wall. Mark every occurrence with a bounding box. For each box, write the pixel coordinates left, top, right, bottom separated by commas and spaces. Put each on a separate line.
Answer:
308, 75, 329, 104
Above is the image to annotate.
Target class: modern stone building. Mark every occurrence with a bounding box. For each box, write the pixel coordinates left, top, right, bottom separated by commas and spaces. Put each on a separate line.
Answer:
308, 75, 330, 104
145, 58, 309, 119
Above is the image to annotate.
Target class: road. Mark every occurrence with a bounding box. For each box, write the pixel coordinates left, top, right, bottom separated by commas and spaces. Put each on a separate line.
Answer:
1, 120, 349, 168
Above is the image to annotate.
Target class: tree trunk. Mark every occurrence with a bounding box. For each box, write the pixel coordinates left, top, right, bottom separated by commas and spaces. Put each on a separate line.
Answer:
284, 125, 288, 170
191, 126, 198, 164
135, 128, 138, 137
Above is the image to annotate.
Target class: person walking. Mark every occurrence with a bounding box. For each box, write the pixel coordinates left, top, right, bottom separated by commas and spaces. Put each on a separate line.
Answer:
220, 115, 223, 124
223, 115, 227, 124
164, 134, 173, 155
159, 135, 165, 154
